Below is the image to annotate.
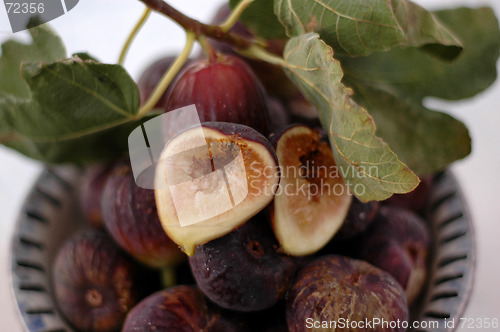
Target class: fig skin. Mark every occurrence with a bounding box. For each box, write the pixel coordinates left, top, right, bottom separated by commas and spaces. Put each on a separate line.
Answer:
351, 206, 430, 304
137, 56, 175, 107
287, 255, 409, 332
155, 122, 280, 256
189, 216, 297, 312
53, 230, 139, 332
79, 163, 113, 227
163, 54, 271, 135
137, 56, 192, 108
122, 285, 245, 332
384, 174, 433, 213
334, 198, 380, 241
286, 90, 321, 127
243, 301, 289, 332
208, 4, 296, 100
101, 159, 185, 268
267, 97, 291, 133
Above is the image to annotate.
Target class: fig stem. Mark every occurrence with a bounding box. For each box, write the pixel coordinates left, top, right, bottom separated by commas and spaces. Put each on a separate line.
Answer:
160, 266, 177, 288
198, 36, 217, 63
239, 44, 287, 67
136, 31, 195, 118
218, 0, 254, 33
139, 0, 251, 49
118, 7, 151, 65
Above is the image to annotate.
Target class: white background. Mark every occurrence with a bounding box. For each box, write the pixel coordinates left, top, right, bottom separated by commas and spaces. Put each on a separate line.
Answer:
1, 0, 499, 330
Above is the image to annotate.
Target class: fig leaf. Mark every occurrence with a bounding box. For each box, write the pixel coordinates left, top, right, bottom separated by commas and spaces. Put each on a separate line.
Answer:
337, 7, 500, 175
0, 52, 144, 164
346, 82, 471, 176
229, 0, 286, 40
341, 7, 500, 101
283, 33, 420, 202
275, 0, 462, 59
0, 24, 66, 99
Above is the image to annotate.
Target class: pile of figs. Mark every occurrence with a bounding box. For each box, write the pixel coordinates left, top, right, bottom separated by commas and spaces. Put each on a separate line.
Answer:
51, 6, 433, 332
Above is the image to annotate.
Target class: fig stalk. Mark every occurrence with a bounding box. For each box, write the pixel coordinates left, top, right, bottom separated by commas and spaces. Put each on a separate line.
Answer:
218, 0, 254, 33
118, 7, 151, 65
138, 0, 251, 49
136, 31, 195, 118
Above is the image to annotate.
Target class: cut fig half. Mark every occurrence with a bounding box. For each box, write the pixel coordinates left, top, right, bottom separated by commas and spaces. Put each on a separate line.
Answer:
155, 122, 280, 256
271, 125, 352, 255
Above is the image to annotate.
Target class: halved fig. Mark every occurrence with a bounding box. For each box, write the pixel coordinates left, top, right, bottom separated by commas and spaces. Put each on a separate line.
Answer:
155, 122, 280, 256
271, 125, 352, 255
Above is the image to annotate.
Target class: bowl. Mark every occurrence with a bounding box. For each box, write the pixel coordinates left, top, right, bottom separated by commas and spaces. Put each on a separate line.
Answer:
9, 167, 475, 332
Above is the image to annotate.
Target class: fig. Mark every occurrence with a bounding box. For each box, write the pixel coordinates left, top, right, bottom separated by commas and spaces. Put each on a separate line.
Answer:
155, 122, 280, 256
243, 301, 288, 332
137, 56, 175, 107
267, 97, 290, 133
287, 255, 409, 332
384, 174, 433, 213
79, 163, 113, 227
334, 198, 379, 241
163, 54, 271, 134
101, 159, 185, 268
208, 4, 295, 100
286, 90, 321, 126
53, 230, 139, 332
352, 206, 430, 304
122, 285, 244, 332
189, 216, 297, 312
271, 125, 352, 255
137, 56, 191, 108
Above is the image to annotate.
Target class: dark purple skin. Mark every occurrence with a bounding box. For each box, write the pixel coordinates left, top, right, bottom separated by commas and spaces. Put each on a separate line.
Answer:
384, 174, 433, 213
79, 163, 113, 227
164, 54, 271, 135
287, 255, 409, 332
137, 56, 175, 107
286, 90, 322, 128
207, 4, 295, 100
137, 56, 192, 108
189, 216, 297, 312
122, 286, 245, 332
53, 230, 139, 332
267, 97, 290, 134
334, 198, 380, 241
101, 160, 185, 268
352, 206, 430, 304
243, 301, 288, 332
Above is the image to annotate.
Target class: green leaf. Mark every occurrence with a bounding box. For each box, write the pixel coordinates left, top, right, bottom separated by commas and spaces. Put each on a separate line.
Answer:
283, 33, 419, 202
340, 7, 500, 101
332, 7, 499, 175
0, 56, 142, 164
229, 0, 286, 39
0, 121, 134, 164
72, 52, 100, 62
0, 24, 66, 99
275, 0, 462, 59
346, 81, 471, 175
